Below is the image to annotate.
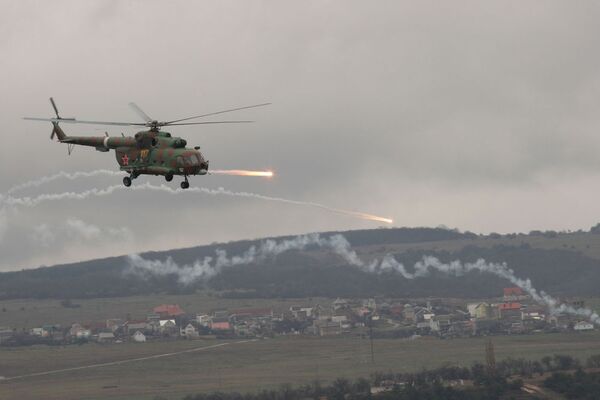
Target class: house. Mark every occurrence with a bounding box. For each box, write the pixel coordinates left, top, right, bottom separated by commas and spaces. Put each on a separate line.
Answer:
521, 306, 546, 321
126, 321, 150, 334
0, 327, 13, 344
153, 304, 185, 318
132, 330, 147, 342
332, 298, 349, 311
196, 314, 211, 327
213, 310, 229, 319
503, 287, 527, 301
429, 315, 453, 333
97, 332, 115, 342
574, 321, 594, 331
548, 314, 572, 330
313, 320, 342, 336
106, 319, 125, 332
180, 323, 199, 338
210, 318, 231, 331
290, 306, 316, 320
468, 303, 494, 320
69, 324, 91, 339
31, 327, 44, 336
362, 298, 376, 310
498, 303, 522, 320
159, 319, 178, 336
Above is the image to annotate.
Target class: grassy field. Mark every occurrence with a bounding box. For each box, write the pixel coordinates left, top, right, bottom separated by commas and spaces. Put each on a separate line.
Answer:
2, 332, 600, 400
0, 294, 331, 330
358, 231, 600, 260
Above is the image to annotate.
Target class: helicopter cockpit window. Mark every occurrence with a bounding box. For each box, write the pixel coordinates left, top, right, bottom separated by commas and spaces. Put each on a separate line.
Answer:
184, 155, 197, 165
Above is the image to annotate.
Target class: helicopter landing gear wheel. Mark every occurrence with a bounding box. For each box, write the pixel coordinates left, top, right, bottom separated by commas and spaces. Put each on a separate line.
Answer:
180, 180, 189, 189
165, 173, 173, 182
123, 176, 132, 187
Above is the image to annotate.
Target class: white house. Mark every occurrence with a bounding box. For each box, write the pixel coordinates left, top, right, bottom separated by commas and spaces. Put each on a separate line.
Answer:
180, 323, 199, 338
132, 330, 146, 342
574, 321, 594, 331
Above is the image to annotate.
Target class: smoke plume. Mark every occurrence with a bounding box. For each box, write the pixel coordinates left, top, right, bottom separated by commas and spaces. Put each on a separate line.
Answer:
7, 169, 123, 194
127, 233, 600, 325
1, 181, 392, 224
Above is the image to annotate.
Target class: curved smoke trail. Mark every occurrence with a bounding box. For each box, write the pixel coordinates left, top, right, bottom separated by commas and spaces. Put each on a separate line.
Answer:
127, 233, 600, 326
6, 169, 123, 194
0, 181, 393, 224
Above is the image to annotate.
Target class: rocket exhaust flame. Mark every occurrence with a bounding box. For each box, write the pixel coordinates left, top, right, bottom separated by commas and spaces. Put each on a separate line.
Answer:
210, 169, 274, 178
127, 233, 600, 326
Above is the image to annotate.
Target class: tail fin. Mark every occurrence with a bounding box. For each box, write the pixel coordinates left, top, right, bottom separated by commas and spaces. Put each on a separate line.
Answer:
51, 121, 67, 141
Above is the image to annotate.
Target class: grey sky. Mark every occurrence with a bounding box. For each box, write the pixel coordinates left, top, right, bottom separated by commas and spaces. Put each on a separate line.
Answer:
2, 1, 600, 270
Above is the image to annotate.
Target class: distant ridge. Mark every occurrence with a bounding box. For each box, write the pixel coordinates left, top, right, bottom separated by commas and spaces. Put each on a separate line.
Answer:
1, 227, 599, 300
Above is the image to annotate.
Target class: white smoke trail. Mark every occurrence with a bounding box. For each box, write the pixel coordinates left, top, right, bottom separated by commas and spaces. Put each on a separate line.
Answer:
127, 233, 600, 325
127, 233, 360, 285
7, 170, 123, 194
0, 182, 392, 224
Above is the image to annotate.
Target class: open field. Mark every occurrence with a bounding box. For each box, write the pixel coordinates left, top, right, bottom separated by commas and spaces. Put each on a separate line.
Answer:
0, 294, 331, 330
2, 332, 600, 400
358, 232, 600, 261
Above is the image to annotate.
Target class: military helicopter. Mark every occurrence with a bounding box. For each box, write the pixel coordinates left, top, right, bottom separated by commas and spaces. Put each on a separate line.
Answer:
24, 98, 270, 189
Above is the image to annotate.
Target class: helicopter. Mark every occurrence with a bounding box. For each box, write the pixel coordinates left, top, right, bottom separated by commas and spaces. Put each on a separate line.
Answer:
24, 98, 270, 189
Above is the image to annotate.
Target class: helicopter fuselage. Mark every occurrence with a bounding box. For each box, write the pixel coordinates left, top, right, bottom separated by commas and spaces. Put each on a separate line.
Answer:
61, 130, 209, 178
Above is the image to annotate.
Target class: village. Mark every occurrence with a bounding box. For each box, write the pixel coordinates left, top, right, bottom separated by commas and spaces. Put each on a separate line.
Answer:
0, 287, 595, 347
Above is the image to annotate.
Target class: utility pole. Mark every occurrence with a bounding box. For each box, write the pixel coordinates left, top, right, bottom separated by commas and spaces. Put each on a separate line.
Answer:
369, 314, 375, 364
485, 338, 496, 376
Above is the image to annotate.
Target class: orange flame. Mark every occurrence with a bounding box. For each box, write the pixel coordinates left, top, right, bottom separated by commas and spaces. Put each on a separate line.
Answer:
211, 169, 274, 177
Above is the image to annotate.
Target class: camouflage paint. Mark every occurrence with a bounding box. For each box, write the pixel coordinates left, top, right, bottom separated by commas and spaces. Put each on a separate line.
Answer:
58, 129, 208, 177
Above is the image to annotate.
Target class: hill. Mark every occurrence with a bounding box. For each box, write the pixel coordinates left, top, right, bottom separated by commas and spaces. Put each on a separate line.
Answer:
2, 226, 600, 300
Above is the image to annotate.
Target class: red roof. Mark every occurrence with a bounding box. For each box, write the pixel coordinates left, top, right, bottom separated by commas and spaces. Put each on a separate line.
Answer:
211, 321, 231, 330
499, 302, 521, 311
504, 287, 524, 296
153, 304, 185, 317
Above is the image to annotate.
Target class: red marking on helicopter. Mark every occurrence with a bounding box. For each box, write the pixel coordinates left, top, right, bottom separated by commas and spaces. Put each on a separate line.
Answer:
121, 154, 129, 166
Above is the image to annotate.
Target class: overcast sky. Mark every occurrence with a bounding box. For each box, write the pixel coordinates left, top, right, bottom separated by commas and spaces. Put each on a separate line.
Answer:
2, 1, 600, 271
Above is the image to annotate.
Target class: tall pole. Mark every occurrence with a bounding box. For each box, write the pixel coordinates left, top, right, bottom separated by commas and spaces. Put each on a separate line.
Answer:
369, 314, 375, 364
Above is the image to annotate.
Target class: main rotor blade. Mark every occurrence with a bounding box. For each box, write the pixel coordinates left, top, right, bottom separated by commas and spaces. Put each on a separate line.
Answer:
128, 102, 153, 123
165, 103, 271, 124
23, 117, 146, 127
167, 120, 254, 126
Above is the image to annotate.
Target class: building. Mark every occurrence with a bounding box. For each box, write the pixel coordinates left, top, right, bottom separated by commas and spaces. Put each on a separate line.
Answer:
159, 319, 178, 336
196, 314, 211, 327
313, 320, 342, 336
132, 330, 147, 342
126, 321, 150, 334
574, 321, 594, 331
468, 303, 494, 320
97, 332, 115, 342
498, 303, 522, 320
503, 287, 527, 301
180, 323, 199, 338
210, 318, 231, 331
69, 323, 92, 339
0, 327, 13, 344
